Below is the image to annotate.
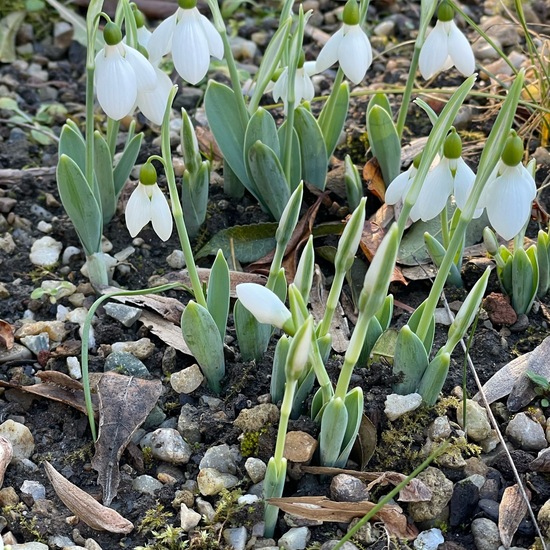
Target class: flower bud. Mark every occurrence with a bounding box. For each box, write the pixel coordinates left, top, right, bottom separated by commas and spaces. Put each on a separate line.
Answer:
132, 6, 146, 29
334, 197, 366, 274
104, 22, 122, 46
285, 316, 313, 382
501, 131, 523, 167
140, 162, 157, 186
483, 226, 499, 256
343, 0, 360, 25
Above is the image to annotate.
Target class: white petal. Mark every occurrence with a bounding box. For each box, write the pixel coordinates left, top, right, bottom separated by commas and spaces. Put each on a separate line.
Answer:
147, 11, 178, 64
300, 70, 315, 102
447, 21, 475, 76
417, 159, 454, 221
137, 67, 173, 125
339, 25, 372, 84
95, 46, 137, 120
452, 158, 476, 210
303, 60, 318, 77
124, 45, 157, 91
236, 283, 292, 329
173, 10, 210, 84
316, 27, 344, 73
125, 183, 152, 237
419, 20, 450, 79
272, 68, 288, 103
150, 184, 173, 241
385, 168, 414, 205
198, 12, 224, 59
137, 26, 152, 49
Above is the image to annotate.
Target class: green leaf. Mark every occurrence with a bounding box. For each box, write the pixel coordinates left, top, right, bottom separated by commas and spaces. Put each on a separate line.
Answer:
195, 223, 277, 262
424, 232, 463, 287
392, 325, 429, 394
418, 352, 450, 406
94, 131, 116, 225
526, 371, 550, 390
319, 397, 348, 467
204, 81, 250, 190
233, 299, 272, 362
318, 82, 350, 158
0, 11, 25, 63
56, 154, 102, 255
291, 368, 316, 419
30, 128, 54, 145
207, 250, 230, 340
335, 387, 364, 467
294, 106, 328, 190
247, 140, 290, 220
113, 132, 143, 196
59, 123, 86, 174
408, 299, 435, 354
366, 103, 401, 187
278, 121, 302, 193
271, 335, 290, 403
181, 301, 225, 394
181, 164, 209, 238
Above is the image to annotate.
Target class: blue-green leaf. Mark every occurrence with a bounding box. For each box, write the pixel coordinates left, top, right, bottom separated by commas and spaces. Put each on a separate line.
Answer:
392, 325, 429, 394
318, 82, 349, 158
233, 299, 272, 362
93, 131, 116, 225
113, 132, 143, 196
319, 397, 348, 467
207, 250, 230, 340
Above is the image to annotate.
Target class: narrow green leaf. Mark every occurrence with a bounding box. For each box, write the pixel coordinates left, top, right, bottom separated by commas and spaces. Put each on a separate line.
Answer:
113, 132, 143, 196
408, 300, 435, 354
59, 123, 86, 174
94, 131, 116, 225
367, 93, 393, 117
233, 299, 272, 362
271, 335, 290, 404
57, 155, 102, 255
318, 82, 350, 158
418, 352, 450, 406
278, 121, 302, 191
319, 397, 348, 467
424, 232, 463, 287
181, 301, 225, 394
0, 11, 25, 63
294, 106, 328, 190
207, 250, 230, 340
335, 387, 364, 467
392, 325, 429, 394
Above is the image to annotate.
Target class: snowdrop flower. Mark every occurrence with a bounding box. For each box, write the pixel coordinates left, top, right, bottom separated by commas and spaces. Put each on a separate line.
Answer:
125, 162, 173, 241
384, 157, 421, 221
316, 0, 372, 85
478, 132, 536, 241
94, 22, 157, 120
419, 1, 475, 80
236, 283, 294, 333
147, 0, 223, 85
136, 64, 173, 125
272, 58, 316, 114
415, 129, 479, 221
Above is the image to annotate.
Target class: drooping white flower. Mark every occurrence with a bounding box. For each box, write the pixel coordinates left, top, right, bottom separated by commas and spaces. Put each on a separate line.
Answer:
125, 163, 173, 241
316, 0, 372, 84
94, 22, 157, 121
272, 61, 316, 114
136, 65, 173, 125
147, 0, 223, 85
384, 163, 421, 221
236, 283, 293, 331
419, 1, 475, 80
478, 132, 536, 241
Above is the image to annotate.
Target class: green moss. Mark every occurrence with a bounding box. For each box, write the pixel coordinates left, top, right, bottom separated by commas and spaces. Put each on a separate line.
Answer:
240, 427, 267, 457
138, 502, 174, 534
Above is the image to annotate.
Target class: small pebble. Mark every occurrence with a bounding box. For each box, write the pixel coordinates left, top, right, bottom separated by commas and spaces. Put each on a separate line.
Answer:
166, 250, 186, 269
384, 393, 422, 421
506, 413, 547, 451
29, 236, 62, 267
170, 364, 204, 394
471, 517, 501, 550
103, 303, 142, 327
283, 431, 317, 463
0, 420, 35, 462
140, 428, 192, 464
277, 526, 310, 550
199, 444, 241, 475
111, 338, 155, 359
104, 351, 149, 377
330, 474, 369, 502
245, 457, 266, 483
20, 480, 46, 501
66, 356, 82, 380
197, 468, 239, 496
414, 528, 444, 550
0, 343, 32, 364
132, 475, 163, 495
180, 503, 201, 531
223, 526, 247, 550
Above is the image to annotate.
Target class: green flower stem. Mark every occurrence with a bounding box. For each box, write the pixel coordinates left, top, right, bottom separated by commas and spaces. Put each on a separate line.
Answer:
159, 88, 207, 309
81, 283, 185, 440
310, 337, 333, 401
106, 117, 120, 158
274, 379, 297, 464
396, 45, 421, 138
440, 203, 449, 248
85, 65, 95, 193
283, 101, 296, 185
332, 440, 449, 550
206, 0, 249, 129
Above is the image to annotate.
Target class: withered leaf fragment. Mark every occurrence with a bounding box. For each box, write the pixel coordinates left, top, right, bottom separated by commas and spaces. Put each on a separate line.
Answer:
91, 372, 162, 506
0, 319, 14, 349
0, 436, 13, 488
43, 461, 133, 533
499, 484, 530, 549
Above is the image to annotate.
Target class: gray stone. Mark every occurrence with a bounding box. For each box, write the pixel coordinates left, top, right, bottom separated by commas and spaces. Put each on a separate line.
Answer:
62, 245, 80, 265
48, 535, 74, 548
66, 356, 82, 380
413, 528, 444, 550
170, 364, 204, 394
330, 474, 369, 502
197, 468, 239, 496
223, 526, 247, 550
0, 233, 16, 254
166, 250, 186, 269
20, 332, 49, 355
0, 420, 35, 462
104, 351, 149, 377
456, 400, 492, 442
384, 393, 422, 421
234, 404, 280, 432
141, 428, 192, 464
103, 303, 142, 327
506, 413, 547, 451
111, 338, 155, 359
199, 444, 241, 475
20, 480, 46, 501
143, 405, 166, 429
29, 236, 62, 267
428, 416, 452, 441
195, 496, 215, 521
471, 518, 500, 550
408, 467, 453, 522
320, 542, 360, 550
245, 457, 266, 483
278, 526, 310, 550
373, 19, 395, 37
177, 404, 201, 444
180, 503, 201, 531
132, 475, 163, 495
0, 343, 32, 364
9, 543, 49, 550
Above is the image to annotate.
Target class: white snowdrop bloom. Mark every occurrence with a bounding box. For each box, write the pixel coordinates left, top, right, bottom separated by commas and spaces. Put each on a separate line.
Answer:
316, 0, 372, 85
94, 22, 157, 121
272, 61, 316, 113
419, 1, 475, 80
147, 0, 223, 85
125, 163, 173, 241
384, 163, 422, 221
478, 134, 536, 241
136, 65, 173, 126
236, 283, 293, 331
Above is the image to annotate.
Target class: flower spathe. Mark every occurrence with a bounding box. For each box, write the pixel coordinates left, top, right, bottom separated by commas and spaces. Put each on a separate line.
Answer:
316, 24, 372, 84
236, 283, 292, 331
95, 25, 157, 120
478, 160, 536, 241
419, 15, 475, 79
125, 180, 173, 241
147, 3, 223, 85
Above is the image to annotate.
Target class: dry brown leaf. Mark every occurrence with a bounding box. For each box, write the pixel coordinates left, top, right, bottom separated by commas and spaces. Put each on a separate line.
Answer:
0, 319, 14, 350
43, 461, 133, 533
363, 157, 386, 202
499, 484, 530, 548
139, 310, 191, 355
268, 496, 417, 540
0, 371, 99, 416
91, 373, 163, 506
351, 414, 377, 471
0, 436, 13, 488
